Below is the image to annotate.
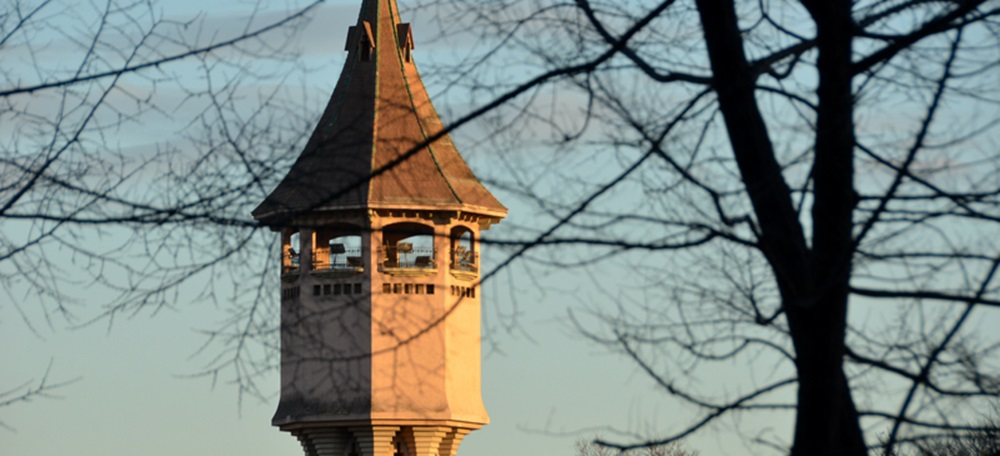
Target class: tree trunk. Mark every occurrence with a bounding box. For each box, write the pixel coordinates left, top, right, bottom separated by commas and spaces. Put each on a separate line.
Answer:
789, 0, 864, 452
785, 292, 867, 456
695, 0, 866, 453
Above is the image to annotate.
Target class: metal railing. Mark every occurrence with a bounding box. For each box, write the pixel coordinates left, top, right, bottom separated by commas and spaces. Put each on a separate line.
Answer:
379, 246, 436, 270
314, 248, 364, 271
450, 249, 478, 273
283, 253, 300, 275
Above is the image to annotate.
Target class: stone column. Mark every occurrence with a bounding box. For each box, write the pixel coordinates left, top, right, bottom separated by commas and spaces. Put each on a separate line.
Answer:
292, 430, 318, 456
352, 426, 399, 456
301, 228, 314, 273
309, 428, 352, 456
403, 426, 448, 456
437, 428, 472, 456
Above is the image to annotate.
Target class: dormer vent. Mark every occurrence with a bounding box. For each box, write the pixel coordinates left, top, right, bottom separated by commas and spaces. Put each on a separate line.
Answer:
397, 23, 414, 62
346, 21, 376, 62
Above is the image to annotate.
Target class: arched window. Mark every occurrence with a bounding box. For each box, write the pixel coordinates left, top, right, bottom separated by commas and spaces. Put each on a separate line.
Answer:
314, 225, 364, 271
381, 222, 435, 270
450, 226, 477, 273
282, 229, 301, 274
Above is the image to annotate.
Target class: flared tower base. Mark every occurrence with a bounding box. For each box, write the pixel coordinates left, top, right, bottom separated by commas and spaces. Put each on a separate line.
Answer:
283, 422, 479, 456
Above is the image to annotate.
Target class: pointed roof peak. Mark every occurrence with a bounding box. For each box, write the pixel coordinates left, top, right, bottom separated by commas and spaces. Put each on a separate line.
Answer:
253, 0, 507, 224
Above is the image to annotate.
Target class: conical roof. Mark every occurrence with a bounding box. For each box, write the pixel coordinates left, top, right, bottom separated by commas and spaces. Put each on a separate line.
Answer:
253, 0, 507, 224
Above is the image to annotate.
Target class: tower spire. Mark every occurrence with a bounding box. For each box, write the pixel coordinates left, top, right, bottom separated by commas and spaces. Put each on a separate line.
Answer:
253, 0, 506, 223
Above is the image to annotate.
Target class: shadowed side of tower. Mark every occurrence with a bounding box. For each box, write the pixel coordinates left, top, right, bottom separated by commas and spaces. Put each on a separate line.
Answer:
252, 1, 506, 455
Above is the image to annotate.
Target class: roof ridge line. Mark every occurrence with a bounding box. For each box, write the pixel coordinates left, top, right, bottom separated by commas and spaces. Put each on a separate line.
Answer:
367, 0, 382, 203
392, 18, 465, 206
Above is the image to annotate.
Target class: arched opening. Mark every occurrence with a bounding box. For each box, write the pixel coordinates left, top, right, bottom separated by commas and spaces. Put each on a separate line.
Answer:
381, 222, 435, 270
282, 229, 301, 274
450, 226, 477, 273
314, 225, 364, 271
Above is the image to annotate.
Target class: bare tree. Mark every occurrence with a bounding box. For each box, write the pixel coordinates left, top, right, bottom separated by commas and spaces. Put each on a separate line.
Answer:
906, 425, 1000, 456
881, 405, 1000, 455
577, 436, 697, 456
0, 0, 328, 411
0, 360, 78, 431
404, 0, 1000, 454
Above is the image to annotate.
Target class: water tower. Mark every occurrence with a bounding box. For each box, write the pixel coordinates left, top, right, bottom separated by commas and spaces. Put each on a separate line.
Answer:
252, 0, 506, 454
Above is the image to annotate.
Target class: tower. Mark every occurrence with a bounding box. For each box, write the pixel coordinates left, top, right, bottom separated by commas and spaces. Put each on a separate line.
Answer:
251, 0, 506, 455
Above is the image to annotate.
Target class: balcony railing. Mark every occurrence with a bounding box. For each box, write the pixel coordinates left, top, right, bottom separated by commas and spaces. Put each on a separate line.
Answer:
282, 253, 301, 275
314, 248, 364, 271
379, 246, 436, 270
451, 249, 478, 273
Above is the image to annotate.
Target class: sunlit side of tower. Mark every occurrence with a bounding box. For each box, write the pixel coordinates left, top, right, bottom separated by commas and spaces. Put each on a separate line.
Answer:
251, 0, 506, 454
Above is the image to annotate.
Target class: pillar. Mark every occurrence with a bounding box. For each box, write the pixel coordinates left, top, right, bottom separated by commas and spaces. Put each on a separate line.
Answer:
310, 429, 352, 456
403, 426, 448, 456
300, 228, 314, 273
352, 426, 399, 456
437, 428, 472, 456
292, 430, 319, 456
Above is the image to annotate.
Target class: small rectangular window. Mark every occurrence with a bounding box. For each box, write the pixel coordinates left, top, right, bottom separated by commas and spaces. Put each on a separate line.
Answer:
344, 283, 352, 295
393, 284, 402, 294
383, 284, 391, 294
415, 284, 424, 294
323, 284, 331, 295
334, 284, 342, 295
427, 285, 434, 295
313, 285, 321, 296
354, 284, 362, 294
405, 284, 413, 294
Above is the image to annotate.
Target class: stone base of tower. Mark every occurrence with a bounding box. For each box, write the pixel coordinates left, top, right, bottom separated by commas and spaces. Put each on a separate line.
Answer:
282, 421, 480, 456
